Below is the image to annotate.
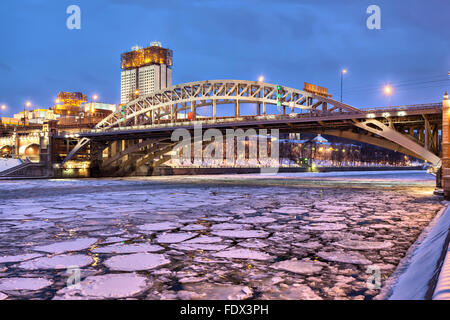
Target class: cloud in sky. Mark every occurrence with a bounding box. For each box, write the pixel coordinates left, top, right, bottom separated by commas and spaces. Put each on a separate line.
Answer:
0, 0, 449, 112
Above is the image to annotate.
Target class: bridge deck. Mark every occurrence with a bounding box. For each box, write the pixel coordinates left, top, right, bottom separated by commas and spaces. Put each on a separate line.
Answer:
60, 104, 441, 140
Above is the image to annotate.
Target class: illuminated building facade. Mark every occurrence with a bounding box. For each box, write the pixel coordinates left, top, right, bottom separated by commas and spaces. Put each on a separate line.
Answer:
120, 41, 173, 104
1, 92, 116, 127
53, 91, 87, 116
81, 102, 117, 113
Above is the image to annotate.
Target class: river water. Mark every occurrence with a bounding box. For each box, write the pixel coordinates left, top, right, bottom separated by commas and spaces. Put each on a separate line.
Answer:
0, 170, 443, 300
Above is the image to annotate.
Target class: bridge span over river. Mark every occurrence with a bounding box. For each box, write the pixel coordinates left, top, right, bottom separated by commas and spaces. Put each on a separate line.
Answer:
61, 80, 444, 174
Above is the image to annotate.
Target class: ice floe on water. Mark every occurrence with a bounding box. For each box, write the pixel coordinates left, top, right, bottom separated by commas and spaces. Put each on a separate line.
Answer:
91, 229, 125, 237
93, 243, 164, 254
54, 273, 148, 299
18, 254, 94, 270
211, 223, 248, 230
205, 216, 233, 222
235, 217, 276, 224
334, 240, 393, 250
104, 253, 170, 271
175, 283, 253, 300
238, 240, 269, 249
155, 232, 197, 244
12, 220, 55, 231
293, 241, 322, 250
302, 223, 347, 231
317, 250, 371, 265
180, 224, 207, 231
305, 215, 345, 222
0, 253, 42, 264
171, 243, 230, 251
102, 237, 128, 245
271, 207, 309, 215
270, 259, 323, 274
138, 222, 181, 232
32, 238, 98, 254
0, 277, 53, 291
212, 248, 273, 260
211, 230, 269, 239
184, 235, 223, 244
260, 284, 322, 300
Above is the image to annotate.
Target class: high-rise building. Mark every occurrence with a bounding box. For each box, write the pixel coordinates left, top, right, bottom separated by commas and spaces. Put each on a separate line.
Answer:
120, 41, 173, 104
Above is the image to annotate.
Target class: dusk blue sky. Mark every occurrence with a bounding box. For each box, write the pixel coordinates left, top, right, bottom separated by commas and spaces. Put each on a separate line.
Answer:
0, 0, 449, 114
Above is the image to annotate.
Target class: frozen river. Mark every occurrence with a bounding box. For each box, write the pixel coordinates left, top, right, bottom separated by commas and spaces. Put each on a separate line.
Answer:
0, 170, 443, 300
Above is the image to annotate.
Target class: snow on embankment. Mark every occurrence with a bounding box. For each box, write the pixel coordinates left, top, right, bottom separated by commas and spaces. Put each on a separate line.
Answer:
378, 205, 450, 299
0, 159, 21, 173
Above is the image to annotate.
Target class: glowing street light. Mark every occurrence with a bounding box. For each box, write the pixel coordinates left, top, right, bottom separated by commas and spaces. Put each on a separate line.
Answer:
258, 75, 264, 82
384, 86, 391, 94
1, 104, 6, 111
384, 85, 392, 109
92, 94, 98, 101
340, 68, 347, 103
24, 101, 32, 125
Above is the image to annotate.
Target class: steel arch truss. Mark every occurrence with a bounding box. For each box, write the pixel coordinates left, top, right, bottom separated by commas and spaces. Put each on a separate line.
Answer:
95, 80, 363, 131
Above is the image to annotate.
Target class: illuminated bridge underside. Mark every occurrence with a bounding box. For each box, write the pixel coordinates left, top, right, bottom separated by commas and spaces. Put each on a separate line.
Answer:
63, 80, 442, 170
354, 119, 441, 166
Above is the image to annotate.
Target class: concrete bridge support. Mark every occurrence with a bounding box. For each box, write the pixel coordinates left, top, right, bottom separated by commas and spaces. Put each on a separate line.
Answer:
442, 92, 450, 199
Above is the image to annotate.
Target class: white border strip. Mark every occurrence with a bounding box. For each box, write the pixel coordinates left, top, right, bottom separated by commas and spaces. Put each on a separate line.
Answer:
433, 241, 450, 299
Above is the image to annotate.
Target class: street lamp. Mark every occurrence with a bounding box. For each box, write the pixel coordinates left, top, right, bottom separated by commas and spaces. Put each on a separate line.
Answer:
24, 101, 32, 125
340, 69, 347, 103
89, 94, 99, 125
384, 85, 392, 109
1, 104, 6, 111
258, 75, 264, 82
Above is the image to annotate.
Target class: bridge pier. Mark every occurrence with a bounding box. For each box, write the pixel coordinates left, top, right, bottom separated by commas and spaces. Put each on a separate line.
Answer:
441, 92, 450, 199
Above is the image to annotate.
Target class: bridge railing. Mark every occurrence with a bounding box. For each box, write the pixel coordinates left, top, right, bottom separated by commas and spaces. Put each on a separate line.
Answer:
89, 110, 366, 134
362, 103, 442, 112
85, 102, 442, 134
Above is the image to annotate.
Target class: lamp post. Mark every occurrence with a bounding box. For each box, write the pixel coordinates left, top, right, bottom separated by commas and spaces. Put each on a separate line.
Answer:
256, 76, 264, 116
384, 85, 392, 109
1, 104, 6, 121
1, 105, 6, 126
91, 94, 98, 125
340, 69, 347, 103
24, 101, 31, 126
